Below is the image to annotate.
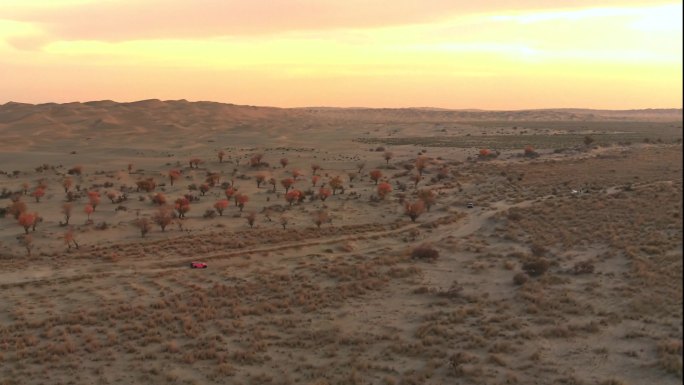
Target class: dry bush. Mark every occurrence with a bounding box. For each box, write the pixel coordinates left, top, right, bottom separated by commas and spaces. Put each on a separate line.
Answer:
174, 197, 190, 218
418, 189, 436, 211
151, 192, 167, 206
313, 210, 330, 229
8, 200, 27, 219
571, 260, 595, 275
513, 272, 529, 285
31, 187, 45, 202
67, 165, 83, 175
329, 175, 344, 194
281, 178, 294, 193
135, 217, 152, 237
318, 187, 332, 201
404, 200, 426, 222
152, 206, 174, 231
245, 211, 257, 228
522, 259, 550, 277
658, 339, 683, 377
411, 243, 439, 261
168, 169, 181, 186
136, 178, 157, 192
235, 193, 249, 212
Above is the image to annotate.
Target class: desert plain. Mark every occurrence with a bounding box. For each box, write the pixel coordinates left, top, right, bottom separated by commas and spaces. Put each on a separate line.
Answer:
0, 100, 681, 385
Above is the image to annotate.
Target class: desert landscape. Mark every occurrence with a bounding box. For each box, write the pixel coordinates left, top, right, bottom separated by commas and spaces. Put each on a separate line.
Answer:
0, 100, 681, 385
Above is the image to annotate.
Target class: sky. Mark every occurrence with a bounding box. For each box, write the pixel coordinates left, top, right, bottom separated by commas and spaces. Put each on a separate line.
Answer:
0, 0, 681, 109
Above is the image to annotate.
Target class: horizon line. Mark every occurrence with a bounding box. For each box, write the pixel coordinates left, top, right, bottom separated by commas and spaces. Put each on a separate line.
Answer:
2, 98, 682, 112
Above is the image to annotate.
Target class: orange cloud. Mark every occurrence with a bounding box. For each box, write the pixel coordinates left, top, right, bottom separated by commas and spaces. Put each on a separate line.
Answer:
2, 0, 675, 41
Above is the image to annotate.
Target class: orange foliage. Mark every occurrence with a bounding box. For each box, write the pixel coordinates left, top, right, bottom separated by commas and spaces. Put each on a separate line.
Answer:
285, 189, 302, 206
174, 197, 191, 218
84, 204, 94, 219
281, 178, 294, 193
369, 170, 382, 185
318, 187, 332, 201
377, 182, 392, 199
328, 176, 343, 194
214, 199, 229, 216
18, 212, 37, 234
235, 193, 249, 212
168, 169, 181, 186
87, 191, 101, 209
32, 187, 45, 202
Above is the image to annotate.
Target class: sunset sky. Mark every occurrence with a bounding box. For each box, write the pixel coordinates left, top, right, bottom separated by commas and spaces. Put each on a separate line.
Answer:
0, 0, 681, 109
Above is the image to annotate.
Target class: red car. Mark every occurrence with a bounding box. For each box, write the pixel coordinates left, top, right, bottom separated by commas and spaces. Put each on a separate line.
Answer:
190, 262, 208, 269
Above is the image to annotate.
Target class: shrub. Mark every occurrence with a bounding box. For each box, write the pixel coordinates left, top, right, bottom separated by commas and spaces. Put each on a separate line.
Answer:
135, 217, 152, 237
281, 178, 294, 193
84, 204, 94, 221
32, 187, 45, 202
151, 192, 167, 206
18, 212, 37, 234
522, 259, 550, 277
62, 177, 73, 193
285, 190, 302, 206
214, 200, 229, 216
8, 200, 27, 219
415, 156, 429, 176
369, 170, 383, 185
513, 273, 529, 285
168, 169, 181, 186
255, 172, 268, 188
174, 197, 190, 218
404, 200, 426, 222
153, 206, 174, 231
61, 203, 73, 225
328, 176, 343, 194
377, 182, 392, 199
245, 211, 256, 228
318, 187, 332, 201
572, 260, 595, 275
67, 165, 83, 175
235, 193, 249, 212
313, 210, 330, 228
418, 189, 436, 211
411, 243, 439, 260
87, 191, 101, 210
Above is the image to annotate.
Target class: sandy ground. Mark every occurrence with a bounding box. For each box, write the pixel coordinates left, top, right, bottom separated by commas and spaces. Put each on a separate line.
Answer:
0, 101, 681, 385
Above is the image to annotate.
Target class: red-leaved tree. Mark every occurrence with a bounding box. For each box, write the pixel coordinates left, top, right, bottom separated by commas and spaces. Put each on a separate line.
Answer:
32, 187, 45, 202
369, 169, 383, 185
235, 193, 249, 212
174, 197, 190, 218
318, 187, 332, 201
281, 178, 294, 193
214, 199, 229, 216
285, 189, 302, 206
84, 204, 94, 221
377, 182, 392, 199
18, 212, 37, 234
168, 169, 181, 186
